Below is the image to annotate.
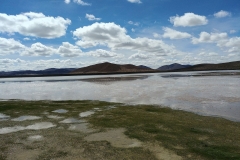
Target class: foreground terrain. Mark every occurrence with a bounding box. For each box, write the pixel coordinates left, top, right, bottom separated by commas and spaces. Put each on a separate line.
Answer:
0, 100, 240, 160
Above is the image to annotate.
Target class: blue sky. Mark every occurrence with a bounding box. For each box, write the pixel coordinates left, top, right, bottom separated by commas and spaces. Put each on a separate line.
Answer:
0, 0, 240, 71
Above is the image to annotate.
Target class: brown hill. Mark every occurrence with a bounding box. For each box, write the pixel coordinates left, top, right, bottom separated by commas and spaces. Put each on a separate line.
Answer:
71, 62, 154, 74
175, 61, 240, 71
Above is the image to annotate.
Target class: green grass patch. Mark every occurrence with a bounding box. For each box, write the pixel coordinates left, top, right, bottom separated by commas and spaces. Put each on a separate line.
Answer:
0, 101, 240, 160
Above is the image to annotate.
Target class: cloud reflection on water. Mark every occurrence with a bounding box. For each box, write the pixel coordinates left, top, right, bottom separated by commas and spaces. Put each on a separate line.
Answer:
0, 71, 239, 121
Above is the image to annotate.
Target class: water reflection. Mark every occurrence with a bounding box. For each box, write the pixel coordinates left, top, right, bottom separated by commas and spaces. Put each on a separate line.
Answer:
0, 71, 239, 122
160, 71, 240, 78
79, 75, 150, 85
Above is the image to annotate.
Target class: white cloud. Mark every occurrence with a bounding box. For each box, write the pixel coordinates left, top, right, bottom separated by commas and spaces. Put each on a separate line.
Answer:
193, 31, 240, 54
0, 37, 25, 55
128, 21, 140, 26
85, 14, 101, 21
170, 13, 208, 27
73, 0, 91, 6
127, 0, 142, 4
23, 37, 31, 41
73, 22, 129, 47
64, 0, 71, 4
0, 12, 71, 39
21, 42, 57, 56
75, 40, 98, 48
209, 52, 218, 56
88, 49, 118, 58
131, 28, 135, 32
162, 27, 191, 39
57, 42, 82, 57
230, 30, 236, 34
153, 33, 160, 38
222, 37, 240, 53
198, 52, 218, 57
192, 32, 228, 44
228, 53, 236, 57
73, 22, 178, 56
214, 10, 231, 18
129, 53, 149, 59
0, 58, 85, 71
0, 58, 25, 64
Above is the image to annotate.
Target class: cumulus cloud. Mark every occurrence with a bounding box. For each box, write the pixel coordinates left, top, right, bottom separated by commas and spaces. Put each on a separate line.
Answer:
214, 10, 231, 18
127, 0, 142, 3
85, 14, 101, 21
192, 32, 228, 44
75, 40, 98, 48
0, 37, 25, 55
193, 31, 240, 54
222, 37, 240, 53
21, 42, 57, 56
64, 0, 71, 4
73, 22, 177, 56
73, 0, 91, 6
57, 42, 82, 57
0, 12, 71, 39
129, 53, 149, 59
73, 22, 128, 44
170, 13, 208, 27
88, 49, 118, 58
162, 27, 191, 39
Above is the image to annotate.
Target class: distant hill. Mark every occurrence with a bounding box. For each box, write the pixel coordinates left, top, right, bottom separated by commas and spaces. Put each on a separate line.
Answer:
138, 65, 152, 70
0, 68, 76, 77
158, 63, 191, 71
174, 61, 240, 71
70, 62, 154, 74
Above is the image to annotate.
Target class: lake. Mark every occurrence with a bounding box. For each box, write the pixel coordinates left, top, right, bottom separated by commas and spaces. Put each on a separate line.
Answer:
0, 71, 240, 121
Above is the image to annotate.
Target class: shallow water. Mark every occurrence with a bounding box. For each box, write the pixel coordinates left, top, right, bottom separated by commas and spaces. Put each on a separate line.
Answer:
47, 115, 64, 119
0, 113, 10, 119
27, 135, 43, 141
0, 122, 56, 134
12, 116, 41, 121
79, 111, 95, 118
59, 118, 85, 123
52, 109, 68, 114
68, 123, 96, 133
0, 71, 240, 121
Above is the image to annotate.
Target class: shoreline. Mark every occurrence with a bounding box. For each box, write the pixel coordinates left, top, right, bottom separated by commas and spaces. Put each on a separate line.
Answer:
1, 69, 240, 79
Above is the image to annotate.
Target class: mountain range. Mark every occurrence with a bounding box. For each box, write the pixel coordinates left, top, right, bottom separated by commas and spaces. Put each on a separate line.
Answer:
0, 61, 239, 77
173, 61, 240, 71
0, 68, 76, 77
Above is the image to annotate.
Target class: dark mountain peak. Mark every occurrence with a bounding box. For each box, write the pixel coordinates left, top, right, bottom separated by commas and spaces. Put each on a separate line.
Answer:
158, 63, 191, 71
138, 65, 152, 70
71, 62, 154, 74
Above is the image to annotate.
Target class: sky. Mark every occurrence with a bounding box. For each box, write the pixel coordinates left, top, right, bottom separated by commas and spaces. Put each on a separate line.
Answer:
0, 0, 240, 71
